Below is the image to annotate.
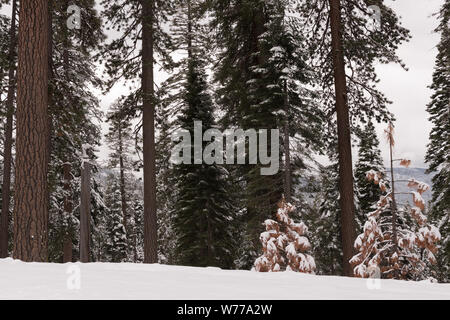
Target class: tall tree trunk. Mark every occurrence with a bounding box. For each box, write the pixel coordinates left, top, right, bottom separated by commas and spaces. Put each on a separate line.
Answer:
47, 0, 54, 167
80, 161, 91, 262
142, 0, 158, 263
13, 0, 49, 262
0, 0, 18, 259
283, 80, 292, 203
62, 0, 73, 263
328, 0, 356, 277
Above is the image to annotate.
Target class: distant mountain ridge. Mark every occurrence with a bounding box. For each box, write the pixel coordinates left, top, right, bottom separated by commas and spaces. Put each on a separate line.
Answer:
388, 167, 435, 205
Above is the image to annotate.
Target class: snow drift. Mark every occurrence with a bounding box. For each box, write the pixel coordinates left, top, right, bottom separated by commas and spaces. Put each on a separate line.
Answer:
0, 258, 448, 300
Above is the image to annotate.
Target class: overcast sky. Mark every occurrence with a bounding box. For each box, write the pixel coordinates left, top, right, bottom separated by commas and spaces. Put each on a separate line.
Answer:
374, 0, 444, 168
1, 0, 444, 169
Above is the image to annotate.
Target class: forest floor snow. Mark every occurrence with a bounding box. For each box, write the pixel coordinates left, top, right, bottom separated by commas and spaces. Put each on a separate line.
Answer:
0, 258, 449, 299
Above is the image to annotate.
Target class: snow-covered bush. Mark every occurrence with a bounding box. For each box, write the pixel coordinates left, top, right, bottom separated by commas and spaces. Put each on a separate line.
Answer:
351, 167, 441, 280
254, 197, 315, 273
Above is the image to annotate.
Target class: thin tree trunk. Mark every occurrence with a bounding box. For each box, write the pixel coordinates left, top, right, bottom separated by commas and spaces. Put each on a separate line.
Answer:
80, 161, 91, 262
0, 0, 18, 258
142, 0, 158, 263
328, 0, 356, 277
13, 0, 49, 262
389, 142, 398, 256
283, 80, 292, 203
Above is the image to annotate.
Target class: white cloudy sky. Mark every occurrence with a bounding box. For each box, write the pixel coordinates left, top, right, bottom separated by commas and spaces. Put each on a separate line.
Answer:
1, 0, 444, 169
374, 0, 444, 167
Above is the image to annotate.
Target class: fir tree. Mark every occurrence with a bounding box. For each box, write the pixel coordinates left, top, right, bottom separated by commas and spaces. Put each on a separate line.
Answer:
354, 121, 385, 226
172, 56, 237, 268
425, 0, 450, 283
46, 1, 104, 262
101, 0, 175, 263
209, 0, 323, 267
104, 174, 128, 263
105, 99, 135, 260
313, 162, 343, 275
155, 93, 176, 264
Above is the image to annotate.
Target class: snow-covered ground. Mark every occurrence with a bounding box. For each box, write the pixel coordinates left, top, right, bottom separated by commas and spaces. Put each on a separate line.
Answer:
0, 258, 448, 300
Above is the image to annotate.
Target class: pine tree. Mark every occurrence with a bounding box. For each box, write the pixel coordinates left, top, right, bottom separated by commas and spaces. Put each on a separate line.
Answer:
128, 177, 144, 262
425, 0, 450, 283
254, 197, 315, 273
172, 56, 237, 268
155, 93, 176, 264
46, 1, 104, 262
105, 100, 135, 260
0, 0, 17, 259
13, 0, 49, 262
209, 0, 323, 267
298, 0, 410, 276
355, 121, 385, 225
104, 174, 128, 263
312, 162, 343, 275
101, 0, 175, 263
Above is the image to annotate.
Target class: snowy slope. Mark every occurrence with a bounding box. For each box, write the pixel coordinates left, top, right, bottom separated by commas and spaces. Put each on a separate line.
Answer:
0, 258, 448, 300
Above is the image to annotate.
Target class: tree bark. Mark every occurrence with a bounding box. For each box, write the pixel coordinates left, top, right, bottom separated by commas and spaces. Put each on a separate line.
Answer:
62, 0, 73, 263
328, 0, 356, 277
142, 0, 158, 263
0, 0, 18, 258
13, 0, 49, 262
80, 161, 91, 262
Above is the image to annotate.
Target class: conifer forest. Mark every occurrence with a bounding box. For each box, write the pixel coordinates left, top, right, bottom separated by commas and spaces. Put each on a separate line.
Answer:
0, 0, 449, 299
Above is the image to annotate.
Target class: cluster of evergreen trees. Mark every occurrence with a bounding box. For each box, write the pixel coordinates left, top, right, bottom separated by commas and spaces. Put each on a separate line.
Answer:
0, 0, 448, 282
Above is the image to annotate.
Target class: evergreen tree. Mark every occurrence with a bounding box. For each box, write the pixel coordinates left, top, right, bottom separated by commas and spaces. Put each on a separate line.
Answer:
172, 56, 236, 268
313, 162, 343, 275
13, 0, 49, 262
105, 99, 135, 260
155, 93, 176, 264
104, 174, 128, 263
101, 0, 175, 263
299, 0, 411, 130
209, 0, 323, 267
355, 121, 385, 225
425, 0, 450, 283
298, 0, 410, 276
0, 0, 17, 259
128, 178, 144, 262
47, 1, 104, 262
